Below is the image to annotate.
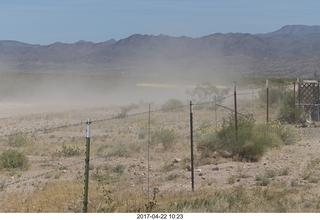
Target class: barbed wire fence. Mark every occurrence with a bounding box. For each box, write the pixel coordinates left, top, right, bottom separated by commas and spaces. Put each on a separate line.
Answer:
0, 80, 287, 212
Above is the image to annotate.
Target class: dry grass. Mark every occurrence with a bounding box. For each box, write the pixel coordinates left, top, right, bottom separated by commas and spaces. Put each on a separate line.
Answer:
3, 177, 320, 213
0, 89, 320, 213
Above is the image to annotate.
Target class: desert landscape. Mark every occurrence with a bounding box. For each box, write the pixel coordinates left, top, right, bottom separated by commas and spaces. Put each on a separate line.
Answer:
1, 25, 320, 213
0, 73, 320, 213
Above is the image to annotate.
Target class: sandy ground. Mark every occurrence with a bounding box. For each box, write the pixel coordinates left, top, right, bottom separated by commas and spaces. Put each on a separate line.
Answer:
0, 100, 320, 212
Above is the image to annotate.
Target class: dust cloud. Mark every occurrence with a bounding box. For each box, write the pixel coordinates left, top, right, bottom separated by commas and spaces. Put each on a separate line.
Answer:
0, 69, 233, 117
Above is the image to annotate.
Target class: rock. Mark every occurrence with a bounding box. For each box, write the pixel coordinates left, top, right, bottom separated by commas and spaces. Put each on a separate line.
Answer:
221, 151, 233, 158
62, 170, 67, 173
173, 158, 181, 163
212, 166, 220, 171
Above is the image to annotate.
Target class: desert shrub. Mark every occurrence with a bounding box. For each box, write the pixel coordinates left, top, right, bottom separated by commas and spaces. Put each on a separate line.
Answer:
116, 103, 140, 118
113, 164, 125, 175
216, 116, 264, 160
268, 120, 300, 145
0, 181, 5, 190
308, 177, 319, 183
107, 142, 140, 158
55, 143, 81, 157
254, 123, 284, 148
265, 169, 277, 178
255, 175, 270, 186
278, 167, 290, 176
194, 121, 218, 141
7, 134, 30, 148
196, 115, 266, 161
151, 128, 177, 150
196, 140, 217, 158
166, 173, 179, 181
160, 163, 176, 172
97, 144, 112, 156
310, 158, 320, 167
196, 115, 299, 162
277, 92, 303, 124
258, 86, 286, 107
161, 99, 184, 112
0, 149, 30, 171
228, 175, 236, 185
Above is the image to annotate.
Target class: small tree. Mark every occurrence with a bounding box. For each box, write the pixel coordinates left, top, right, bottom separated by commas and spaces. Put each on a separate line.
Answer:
187, 82, 229, 104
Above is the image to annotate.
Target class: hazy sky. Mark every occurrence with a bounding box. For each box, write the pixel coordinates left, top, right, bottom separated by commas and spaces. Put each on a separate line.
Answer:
1, 0, 319, 45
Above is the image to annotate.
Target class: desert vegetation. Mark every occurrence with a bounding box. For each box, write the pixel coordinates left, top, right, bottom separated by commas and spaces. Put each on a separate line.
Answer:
0, 75, 320, 213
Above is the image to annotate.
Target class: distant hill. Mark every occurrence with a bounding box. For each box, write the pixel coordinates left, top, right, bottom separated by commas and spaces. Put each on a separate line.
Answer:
257, 25, 320, 39
1, 25, 320, 78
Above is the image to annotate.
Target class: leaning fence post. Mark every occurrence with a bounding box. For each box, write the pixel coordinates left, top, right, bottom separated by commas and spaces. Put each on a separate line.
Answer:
83, 119, 91, 213
190, 101, 194, 192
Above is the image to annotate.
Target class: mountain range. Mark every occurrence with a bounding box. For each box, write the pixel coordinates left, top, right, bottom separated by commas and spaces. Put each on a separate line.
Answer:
1, 25, 320, 78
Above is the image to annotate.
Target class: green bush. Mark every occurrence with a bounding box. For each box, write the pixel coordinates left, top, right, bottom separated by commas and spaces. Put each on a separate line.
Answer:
277, 92, 303, 124
7, 134, 30, 148
161, 99, 184, 112
116, 103, 140, 118
113, 164, 125, 175
55, 143, 81, 157
151, 128, 177, 150
166, 173, 179, 181
196, 115, 299, 162
0, 149, 30, 171
216, 116, 262, 159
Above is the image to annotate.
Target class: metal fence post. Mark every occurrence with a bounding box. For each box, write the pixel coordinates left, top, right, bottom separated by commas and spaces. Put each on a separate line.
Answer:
252, 90, 255, 119
214, 95, 217, 127
190, 101, 194, 192
266, 79, 269, 123
83, 119, 91, 213
148, 103, 151, 200
234, 81, 238, 142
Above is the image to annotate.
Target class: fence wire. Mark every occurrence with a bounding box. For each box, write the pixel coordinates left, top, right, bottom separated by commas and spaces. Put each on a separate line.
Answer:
0, 86, 279, 212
